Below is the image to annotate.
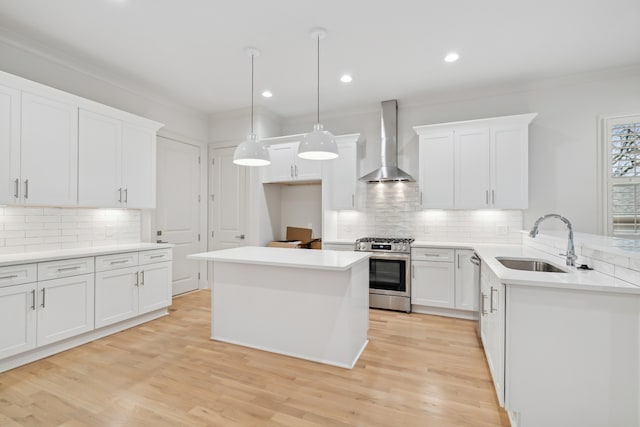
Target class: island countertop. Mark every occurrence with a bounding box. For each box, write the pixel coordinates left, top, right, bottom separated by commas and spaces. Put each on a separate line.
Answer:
188, 246, 371, 271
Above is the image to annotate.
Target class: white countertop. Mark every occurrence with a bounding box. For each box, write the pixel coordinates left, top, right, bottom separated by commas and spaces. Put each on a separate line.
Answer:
473, 244, 640, 294
188, 246, 371, 271
0, 243, 173, 267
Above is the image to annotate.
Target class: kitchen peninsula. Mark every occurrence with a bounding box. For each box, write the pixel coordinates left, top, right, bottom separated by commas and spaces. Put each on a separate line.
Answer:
188, 246, 371, 368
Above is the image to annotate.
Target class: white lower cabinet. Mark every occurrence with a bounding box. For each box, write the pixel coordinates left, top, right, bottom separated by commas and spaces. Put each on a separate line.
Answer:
411, 248, 477, 314
479, 261, 505, 406
0, 247, 172, 372
0, 282, 37, 359
95, 254, 171, 328
36, 273, 95, 346
95, 266, 139, 328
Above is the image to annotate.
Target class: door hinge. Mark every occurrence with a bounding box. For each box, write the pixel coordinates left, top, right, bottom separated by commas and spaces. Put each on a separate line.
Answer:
198, 234, 201, 241
198, 272, 201, 279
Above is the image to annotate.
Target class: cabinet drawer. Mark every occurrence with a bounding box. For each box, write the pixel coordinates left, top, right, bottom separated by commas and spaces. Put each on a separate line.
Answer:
140, 249, 172, 265
38, 257, 94, 281
411, 248, 455, 262
95, 252, 139, 272
0, 264, 37, 287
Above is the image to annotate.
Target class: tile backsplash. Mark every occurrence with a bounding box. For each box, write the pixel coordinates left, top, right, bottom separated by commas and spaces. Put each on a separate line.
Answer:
336, 182, 523, 243
0, 207, 141, 254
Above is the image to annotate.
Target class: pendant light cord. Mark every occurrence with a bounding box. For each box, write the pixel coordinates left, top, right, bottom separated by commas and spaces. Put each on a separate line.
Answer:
251, 53, 254, 135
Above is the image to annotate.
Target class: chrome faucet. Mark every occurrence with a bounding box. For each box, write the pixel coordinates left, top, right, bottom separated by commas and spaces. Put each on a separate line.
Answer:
529, 214, 577, 267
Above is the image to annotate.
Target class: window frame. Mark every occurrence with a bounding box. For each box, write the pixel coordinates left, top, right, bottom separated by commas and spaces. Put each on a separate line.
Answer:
600, 113, 640, 237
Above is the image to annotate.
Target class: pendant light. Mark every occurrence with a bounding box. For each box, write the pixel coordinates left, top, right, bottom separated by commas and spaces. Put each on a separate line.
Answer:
297, 27, 339, 160
233, 48, 271, 166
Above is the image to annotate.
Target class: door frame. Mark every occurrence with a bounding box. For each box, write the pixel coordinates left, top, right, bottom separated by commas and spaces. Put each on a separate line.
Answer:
144, 131, 207, 292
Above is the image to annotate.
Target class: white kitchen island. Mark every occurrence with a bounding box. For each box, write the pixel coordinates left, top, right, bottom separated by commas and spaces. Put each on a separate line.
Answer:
188, 246, 371, 368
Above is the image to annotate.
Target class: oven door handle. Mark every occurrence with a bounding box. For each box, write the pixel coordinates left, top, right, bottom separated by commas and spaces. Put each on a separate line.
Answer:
367, 254, 411, 262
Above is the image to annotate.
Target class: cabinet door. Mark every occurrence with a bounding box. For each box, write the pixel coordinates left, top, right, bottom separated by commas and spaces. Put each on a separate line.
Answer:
78, 109, 123, 207
95, 266, 139, 328
455, 128, 490, 208
481, 267, 505, 406
419, 132, 454, 208
37, 273, 95, 346
139, 262, 171, 314
294, 143, 323, 180
327, 141, 357, 209
263, 143, 295, 183
492, 126, 528, 208
0, 84, 21, 205
21, 92, 78, 206
122, 123, 156, 208
0, 282, 37, 359
411, 260, 455, 308
454, 250, 478, 311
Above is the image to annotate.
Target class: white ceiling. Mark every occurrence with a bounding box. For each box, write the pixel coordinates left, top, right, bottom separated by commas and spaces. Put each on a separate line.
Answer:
0, 0, 639, 118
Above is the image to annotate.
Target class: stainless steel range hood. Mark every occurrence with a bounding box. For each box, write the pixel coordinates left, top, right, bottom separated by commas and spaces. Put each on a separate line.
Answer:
360, 100, 414, 183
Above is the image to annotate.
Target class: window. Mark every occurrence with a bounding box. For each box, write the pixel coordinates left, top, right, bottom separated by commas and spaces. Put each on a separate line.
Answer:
606, 115, 640, 237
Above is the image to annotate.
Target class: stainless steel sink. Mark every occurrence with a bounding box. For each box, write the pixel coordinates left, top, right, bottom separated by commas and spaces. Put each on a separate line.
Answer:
496, 257, 567, 273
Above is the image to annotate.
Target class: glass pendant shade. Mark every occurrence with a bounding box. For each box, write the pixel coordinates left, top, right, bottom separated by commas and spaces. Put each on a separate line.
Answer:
298, 123, 338, 160
233, 133, 270, 166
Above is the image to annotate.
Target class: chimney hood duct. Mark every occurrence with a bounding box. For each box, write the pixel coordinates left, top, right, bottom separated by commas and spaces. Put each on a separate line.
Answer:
360, 100, 414, 183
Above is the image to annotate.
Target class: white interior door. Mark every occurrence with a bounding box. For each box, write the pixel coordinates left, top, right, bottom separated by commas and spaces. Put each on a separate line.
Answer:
156, 137, 201, 296
210, 146, 247, 250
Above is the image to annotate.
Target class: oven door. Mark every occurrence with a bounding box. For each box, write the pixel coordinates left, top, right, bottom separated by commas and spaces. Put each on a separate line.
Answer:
368, 253, 410, 297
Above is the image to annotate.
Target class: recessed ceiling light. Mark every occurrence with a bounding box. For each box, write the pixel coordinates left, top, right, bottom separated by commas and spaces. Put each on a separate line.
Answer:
261, 90, 273, 98
444, 52, 459, 63
340, 74, 353, 83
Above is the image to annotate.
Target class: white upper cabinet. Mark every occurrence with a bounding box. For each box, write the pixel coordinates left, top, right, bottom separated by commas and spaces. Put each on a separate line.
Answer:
455, 128, 491, 208
21, 93, 79, 206
324, 135, 359, 210
418, 132, 454, 208
79, 110, 122, 207
0, 84, 20, 205
0, 70, 163, 209
79, 111, 158, 209
414, 113, 537, 209
262, 141, 322, 183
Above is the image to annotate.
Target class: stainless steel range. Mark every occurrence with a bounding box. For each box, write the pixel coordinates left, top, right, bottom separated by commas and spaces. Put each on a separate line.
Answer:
355, 237, 414, 313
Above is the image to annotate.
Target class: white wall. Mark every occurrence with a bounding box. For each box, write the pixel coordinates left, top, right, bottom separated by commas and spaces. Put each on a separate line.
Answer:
0, 36, 209, 142
282, 65, 640, 234
279, 184, 322, 239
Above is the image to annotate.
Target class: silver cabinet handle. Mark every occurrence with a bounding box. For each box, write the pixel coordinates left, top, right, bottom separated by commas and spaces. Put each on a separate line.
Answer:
490, 287, 498, 312
150, 254, 165, 259
351, 194, 355, 207
41, 288, 45, 308
14, 178, 19, 198
118, 187, 123, 203
124, 188, 128, 203
31, 289, 36, 310
234, 234, 245, 240
24, 179, 29, 199
295, 165, 298, 177
110, 259, 129, 265
412, 264, 415, 279
481, 292, 488, 315
290, 165, 294, 178
422, 253, 441, 257
135, 271, 139, 287
157, 240, 168, 244
457, 254, 460, 269
485, 190, 488, 205
0, 274, 18, 280
420, 192, 423, 205
57, 266, 81, 272
141, 270, 145, 286
492, 189, 495, 205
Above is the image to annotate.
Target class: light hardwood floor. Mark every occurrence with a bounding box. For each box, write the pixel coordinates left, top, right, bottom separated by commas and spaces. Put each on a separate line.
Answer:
0, 290, 509, 426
